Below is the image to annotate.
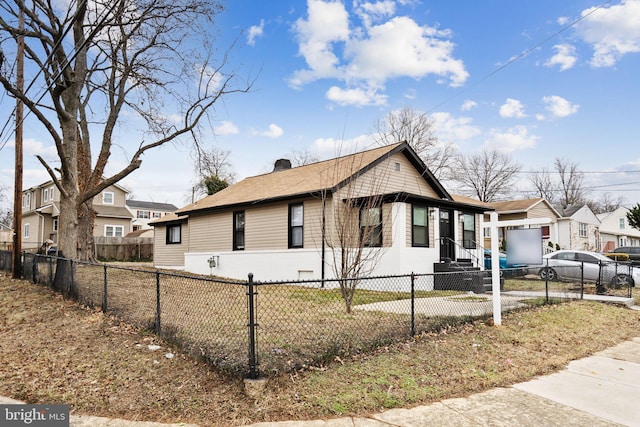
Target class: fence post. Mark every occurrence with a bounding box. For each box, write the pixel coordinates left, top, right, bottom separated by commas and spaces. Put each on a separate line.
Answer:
410, 272, 415, 337
32, 254, 37, 284
247, 273, 259, 379
155, 271, 161, 335
596, 261, 605, 294
102, 264, 108, 312
544, 258, 549, 303
580, 262, 584, 299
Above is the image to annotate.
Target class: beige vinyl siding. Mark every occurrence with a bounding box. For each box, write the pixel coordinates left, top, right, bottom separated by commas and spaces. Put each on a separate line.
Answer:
528, 203, 557, 219
382, 204, 393, 247
188, 198, 327, 253
245, 203, 288, 250
301, 197, 325, 250
21, 212, 42, 250
188, 212, 232, 252
335, 153, 440, 201
154, 222, 189, 266
93, 185, 127, 207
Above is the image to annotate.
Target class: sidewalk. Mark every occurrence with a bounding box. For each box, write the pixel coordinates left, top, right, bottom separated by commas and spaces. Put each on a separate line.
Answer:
2, 336, 639, 426
249, 336, 640, 427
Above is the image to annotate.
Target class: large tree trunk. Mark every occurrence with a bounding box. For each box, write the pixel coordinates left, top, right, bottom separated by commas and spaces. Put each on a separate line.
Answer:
54, 190, 79, 298
77, 201, 96, 262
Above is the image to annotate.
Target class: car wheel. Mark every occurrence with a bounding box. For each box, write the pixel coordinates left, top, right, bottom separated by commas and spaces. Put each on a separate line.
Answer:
609, 274, 633, 289
539, 267, 557, 281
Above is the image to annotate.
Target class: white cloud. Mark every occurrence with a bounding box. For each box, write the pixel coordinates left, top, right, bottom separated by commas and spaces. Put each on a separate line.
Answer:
290, 0, 350, 87
460, 100, 477, 111
23, 138, 58, 160
344, 16, 468, 86
214, 121, 239, 136
557, 16, 569, 26
574, 0, 640, 67
544, 44, 577, 71
290, 0, 468, 106
541, 95, 579, 119
247, 19, 265, 46
499, 98, 526, 118
259, 124, 284, 139
326, 86, 387, 106
312, 134, 375, 159
354, 0, 396, 28
483, 126, 538, 153
430, 112, 481, 143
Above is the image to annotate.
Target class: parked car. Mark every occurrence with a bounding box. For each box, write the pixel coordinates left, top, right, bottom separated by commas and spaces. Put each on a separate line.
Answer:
483, 249, 527, 276
534, 250, 639, 288
607, 246, 640, 265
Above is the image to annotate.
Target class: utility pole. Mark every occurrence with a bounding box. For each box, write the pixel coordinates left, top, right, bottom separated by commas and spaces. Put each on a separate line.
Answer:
12, 9, 24, 278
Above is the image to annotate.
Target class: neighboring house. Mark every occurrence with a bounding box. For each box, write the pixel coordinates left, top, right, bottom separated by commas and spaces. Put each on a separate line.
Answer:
598, 207, 640, 252
20, 181, 134, 252
126, 200, 178, 232
557, 205, 601, 251
480, 198, 561, 252
151, 142, 490, 281
0, 222, 12, 250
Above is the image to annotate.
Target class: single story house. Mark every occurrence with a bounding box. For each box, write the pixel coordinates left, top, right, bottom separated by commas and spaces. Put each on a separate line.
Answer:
151, 142, 491, 281
481, 198, 561, 252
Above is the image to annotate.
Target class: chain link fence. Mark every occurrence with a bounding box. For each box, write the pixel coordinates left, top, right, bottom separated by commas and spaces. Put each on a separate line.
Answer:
0, 250, 634, 379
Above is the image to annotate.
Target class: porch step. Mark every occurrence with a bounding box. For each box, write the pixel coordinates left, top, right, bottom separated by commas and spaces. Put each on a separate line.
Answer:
434, 263, 504, 293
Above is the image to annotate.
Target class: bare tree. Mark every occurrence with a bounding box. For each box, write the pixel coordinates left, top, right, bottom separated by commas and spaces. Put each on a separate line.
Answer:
320, 147, 397, 313
0, 1, 251, 262
289, 149, 319, 167
374, 107, 457, 180
528, 167, 558, 206
0, 184, 11, 228
192, 146, 236, 197
451, 150, 521, 202
554, 157, 587, 211
587, 192, 626, 215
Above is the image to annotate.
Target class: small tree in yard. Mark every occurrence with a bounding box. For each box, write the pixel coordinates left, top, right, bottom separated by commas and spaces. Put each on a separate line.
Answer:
322, 148, 396, 313
0, 1, 251, 271
627, 203, 640, 231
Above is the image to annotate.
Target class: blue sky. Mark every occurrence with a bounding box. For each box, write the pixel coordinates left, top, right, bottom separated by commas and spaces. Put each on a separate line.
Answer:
2, 0, 640, 209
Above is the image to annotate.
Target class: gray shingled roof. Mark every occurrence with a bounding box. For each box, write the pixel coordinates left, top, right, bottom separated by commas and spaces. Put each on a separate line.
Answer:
126, 200, 178, 211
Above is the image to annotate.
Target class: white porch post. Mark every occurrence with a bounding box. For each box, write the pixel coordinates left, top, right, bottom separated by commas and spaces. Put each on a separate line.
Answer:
489, 211, 502, 326
391, 203, 406, 248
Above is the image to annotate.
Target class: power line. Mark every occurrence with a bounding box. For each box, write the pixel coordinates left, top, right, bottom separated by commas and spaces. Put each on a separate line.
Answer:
425, 0, 615, 115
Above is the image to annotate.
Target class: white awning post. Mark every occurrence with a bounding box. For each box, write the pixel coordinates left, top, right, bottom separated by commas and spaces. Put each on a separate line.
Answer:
489, 211, 502, 326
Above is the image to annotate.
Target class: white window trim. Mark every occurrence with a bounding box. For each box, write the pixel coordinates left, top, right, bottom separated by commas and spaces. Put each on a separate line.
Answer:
104, 224, 124, 237
22, 193, 31, 209
102, 191, 115, 205
53, 219, 59, 232
23, 223, 30, 239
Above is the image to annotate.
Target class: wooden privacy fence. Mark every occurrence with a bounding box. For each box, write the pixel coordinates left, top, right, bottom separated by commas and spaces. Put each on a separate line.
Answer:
94, 236, 153, 261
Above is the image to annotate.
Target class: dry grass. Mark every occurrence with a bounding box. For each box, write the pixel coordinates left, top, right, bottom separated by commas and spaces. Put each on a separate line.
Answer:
1, 271, 639, 426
